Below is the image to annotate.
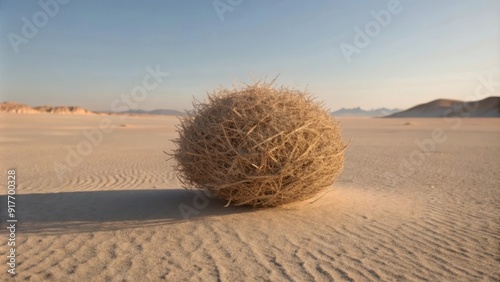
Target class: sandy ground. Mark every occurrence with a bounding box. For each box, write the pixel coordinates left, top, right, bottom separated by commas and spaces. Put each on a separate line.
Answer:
0, 113, 499, 281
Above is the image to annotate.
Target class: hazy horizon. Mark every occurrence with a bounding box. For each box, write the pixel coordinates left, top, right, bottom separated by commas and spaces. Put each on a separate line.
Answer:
4, 95, 500, 114
1, 0, 499, 112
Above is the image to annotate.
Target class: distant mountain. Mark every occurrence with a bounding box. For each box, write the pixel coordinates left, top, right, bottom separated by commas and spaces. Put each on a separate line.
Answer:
332, 107, 401, 117
118, 109, 184, 116
386, 97, 500, 118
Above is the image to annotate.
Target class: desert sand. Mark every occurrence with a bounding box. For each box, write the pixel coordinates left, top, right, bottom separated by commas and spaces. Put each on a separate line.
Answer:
0, 113, 499, 281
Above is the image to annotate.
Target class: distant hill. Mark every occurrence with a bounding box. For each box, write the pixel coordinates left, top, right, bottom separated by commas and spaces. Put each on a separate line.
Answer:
0, 102, 40, 114
0, 102, 184, 116
387, 97, 500, 118
34, 105, 93, 115
332, 107, 401, 117
0, 102, 93, 115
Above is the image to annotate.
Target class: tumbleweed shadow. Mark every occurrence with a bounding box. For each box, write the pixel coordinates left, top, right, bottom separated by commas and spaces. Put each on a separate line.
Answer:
0, 189, 251, 234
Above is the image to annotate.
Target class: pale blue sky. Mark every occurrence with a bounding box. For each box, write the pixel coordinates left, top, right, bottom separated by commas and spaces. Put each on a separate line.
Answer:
1, 0, 498, 111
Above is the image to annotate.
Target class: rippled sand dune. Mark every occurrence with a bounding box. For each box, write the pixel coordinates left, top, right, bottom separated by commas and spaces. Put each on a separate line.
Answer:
0, 113, 499, 281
